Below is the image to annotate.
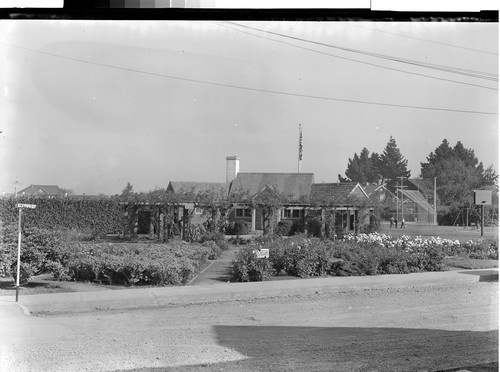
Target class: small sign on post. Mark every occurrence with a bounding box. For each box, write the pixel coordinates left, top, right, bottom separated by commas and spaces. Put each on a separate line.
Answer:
16, 203, 37, 209
253, 248, 269, 259
15, 203, 36, 302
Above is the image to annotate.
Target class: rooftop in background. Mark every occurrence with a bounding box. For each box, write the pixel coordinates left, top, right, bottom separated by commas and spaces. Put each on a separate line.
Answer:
16, 184, 65, 197
229, 173, 314, 201
310, 182, 369, 204
167, 181, 230, 195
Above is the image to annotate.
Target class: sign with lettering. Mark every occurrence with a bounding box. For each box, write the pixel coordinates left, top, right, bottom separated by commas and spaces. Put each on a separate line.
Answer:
16, 204, 36, 209
253, 249, 269, 259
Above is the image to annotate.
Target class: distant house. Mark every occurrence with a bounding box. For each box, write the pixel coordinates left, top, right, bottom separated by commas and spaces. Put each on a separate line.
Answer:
16, 184, 65, 197
309, 182, 370, 233
362, 184, 397, 207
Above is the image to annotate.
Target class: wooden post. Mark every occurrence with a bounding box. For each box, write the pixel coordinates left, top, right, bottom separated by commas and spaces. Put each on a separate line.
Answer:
16, 207, 22, 302
123, 205, 129, 238
149, 208, 155, 240
481, 204, 485, 237
320, 208, 326, 238
133, 206, 138, 238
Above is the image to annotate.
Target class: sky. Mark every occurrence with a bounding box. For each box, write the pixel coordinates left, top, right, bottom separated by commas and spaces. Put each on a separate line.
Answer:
0, 19, 498, 195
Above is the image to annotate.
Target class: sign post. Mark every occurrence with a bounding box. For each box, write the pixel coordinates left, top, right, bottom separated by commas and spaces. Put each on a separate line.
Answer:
15, 203, 36, 302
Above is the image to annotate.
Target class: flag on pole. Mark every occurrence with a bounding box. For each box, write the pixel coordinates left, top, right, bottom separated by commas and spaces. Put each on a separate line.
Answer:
298, 124, 303, 161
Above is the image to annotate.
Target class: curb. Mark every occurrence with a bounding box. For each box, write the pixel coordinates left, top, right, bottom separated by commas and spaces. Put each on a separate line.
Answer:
8, 268, 498, 316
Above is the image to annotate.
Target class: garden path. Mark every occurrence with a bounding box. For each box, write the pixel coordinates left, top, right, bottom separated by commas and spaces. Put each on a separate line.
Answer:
189, 244, 243, 285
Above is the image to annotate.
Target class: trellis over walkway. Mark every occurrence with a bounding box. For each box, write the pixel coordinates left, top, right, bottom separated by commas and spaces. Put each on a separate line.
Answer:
399, 190, 436, 225
120, 202, 192, 241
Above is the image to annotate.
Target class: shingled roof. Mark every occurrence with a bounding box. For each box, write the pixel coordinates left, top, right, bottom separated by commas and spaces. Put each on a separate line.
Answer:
17, 184, 64, 196
229, 173, 314, 202
310, 182, 369, 204
167, 181, 229, 195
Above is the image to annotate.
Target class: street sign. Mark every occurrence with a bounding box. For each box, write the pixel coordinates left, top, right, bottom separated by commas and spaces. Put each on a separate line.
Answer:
16, 203, 36, 209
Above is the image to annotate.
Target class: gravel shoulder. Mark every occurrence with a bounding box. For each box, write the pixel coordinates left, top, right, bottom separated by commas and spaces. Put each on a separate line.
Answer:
1, 281, 497, 372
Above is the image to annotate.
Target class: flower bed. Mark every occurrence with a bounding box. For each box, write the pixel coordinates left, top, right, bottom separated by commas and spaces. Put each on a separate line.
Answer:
230, 233, 498, 282
1, 224, 229, 286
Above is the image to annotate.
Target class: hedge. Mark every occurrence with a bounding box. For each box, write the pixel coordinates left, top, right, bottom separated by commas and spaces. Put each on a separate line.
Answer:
0, 197, 123, 235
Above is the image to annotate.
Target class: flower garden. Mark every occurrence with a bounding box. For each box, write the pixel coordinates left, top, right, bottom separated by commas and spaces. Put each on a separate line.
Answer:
230, 233, 498, 282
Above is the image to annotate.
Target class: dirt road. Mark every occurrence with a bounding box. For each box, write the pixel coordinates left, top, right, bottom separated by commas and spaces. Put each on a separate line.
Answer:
1, 280, 497, 372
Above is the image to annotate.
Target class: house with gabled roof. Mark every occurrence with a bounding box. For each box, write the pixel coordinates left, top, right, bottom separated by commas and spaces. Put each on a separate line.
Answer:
362, 184, 397, 207
308, 182, 370, 235
122, 156, 375, 240
16, 184, 65, 197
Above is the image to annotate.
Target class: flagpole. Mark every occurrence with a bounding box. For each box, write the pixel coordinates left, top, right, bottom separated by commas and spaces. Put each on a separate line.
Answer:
298, 124, 302, 173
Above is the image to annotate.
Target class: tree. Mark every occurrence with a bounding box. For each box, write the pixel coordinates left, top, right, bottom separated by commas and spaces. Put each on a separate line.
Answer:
379, 136, 411, 191
120, 182, 135, 201
421, 139, 496, 206
339, 148, 381, 184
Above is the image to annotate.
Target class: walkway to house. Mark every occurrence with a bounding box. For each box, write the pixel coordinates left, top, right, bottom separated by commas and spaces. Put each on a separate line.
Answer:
188, 243, 244, 285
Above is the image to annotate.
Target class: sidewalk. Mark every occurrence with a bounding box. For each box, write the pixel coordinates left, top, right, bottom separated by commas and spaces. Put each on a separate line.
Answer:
0, 268, 496, 316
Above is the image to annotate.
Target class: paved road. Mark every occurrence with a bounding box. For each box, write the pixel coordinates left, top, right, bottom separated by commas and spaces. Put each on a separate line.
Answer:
0, 268, 497, 371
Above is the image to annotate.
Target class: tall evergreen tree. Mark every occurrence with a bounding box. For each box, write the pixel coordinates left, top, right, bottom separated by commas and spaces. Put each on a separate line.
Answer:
379, 136, 411, 191
421, 139, 496, 206
339, 147, 381, 184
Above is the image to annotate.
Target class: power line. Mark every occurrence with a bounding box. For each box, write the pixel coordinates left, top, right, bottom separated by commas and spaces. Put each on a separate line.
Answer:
225, 22, 498, 82
216, 22, 498, 91
3, 42, 497, 116
348, 23, 499, 57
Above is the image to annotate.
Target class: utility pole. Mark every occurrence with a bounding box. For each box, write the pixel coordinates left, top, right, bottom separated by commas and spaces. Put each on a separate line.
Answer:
433, 177, 437, 226
12, 178, 21, 197
396, 177, 407, 223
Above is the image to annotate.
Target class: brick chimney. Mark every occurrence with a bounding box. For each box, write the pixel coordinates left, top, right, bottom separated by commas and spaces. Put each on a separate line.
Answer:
226, 156, 240, 183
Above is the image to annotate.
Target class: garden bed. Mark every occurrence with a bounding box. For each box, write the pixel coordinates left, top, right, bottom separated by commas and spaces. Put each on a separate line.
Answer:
230, 233, 498, 282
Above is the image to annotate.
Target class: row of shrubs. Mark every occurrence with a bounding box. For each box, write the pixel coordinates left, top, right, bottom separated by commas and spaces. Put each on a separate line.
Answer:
230, 234, 499, 282
0, 198, 123, 237
0, 224, 229, 285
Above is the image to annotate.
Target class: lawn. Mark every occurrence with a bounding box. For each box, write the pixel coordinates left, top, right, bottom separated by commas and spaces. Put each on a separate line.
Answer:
379, 222, 498, 243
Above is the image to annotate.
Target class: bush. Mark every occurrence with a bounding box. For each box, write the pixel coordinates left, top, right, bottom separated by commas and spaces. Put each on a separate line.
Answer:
230, 247, 273, 282
306, 219, 322, 238
11, 262, 38, 285
275, 220, 293, 236
203, 240, 222, 260
55, 241, 213, 286
226, 220, 251, 235
229, 234, 452, 281
0, 224, 67, 280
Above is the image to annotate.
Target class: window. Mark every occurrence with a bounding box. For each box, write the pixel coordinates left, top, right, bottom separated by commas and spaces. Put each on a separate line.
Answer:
235, 208, 252, 218
283, 209, 300, 219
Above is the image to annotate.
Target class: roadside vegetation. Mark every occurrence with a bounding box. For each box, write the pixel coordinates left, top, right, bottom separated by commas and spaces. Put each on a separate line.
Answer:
230, 233, 498, 282
0, 225, 228, 286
